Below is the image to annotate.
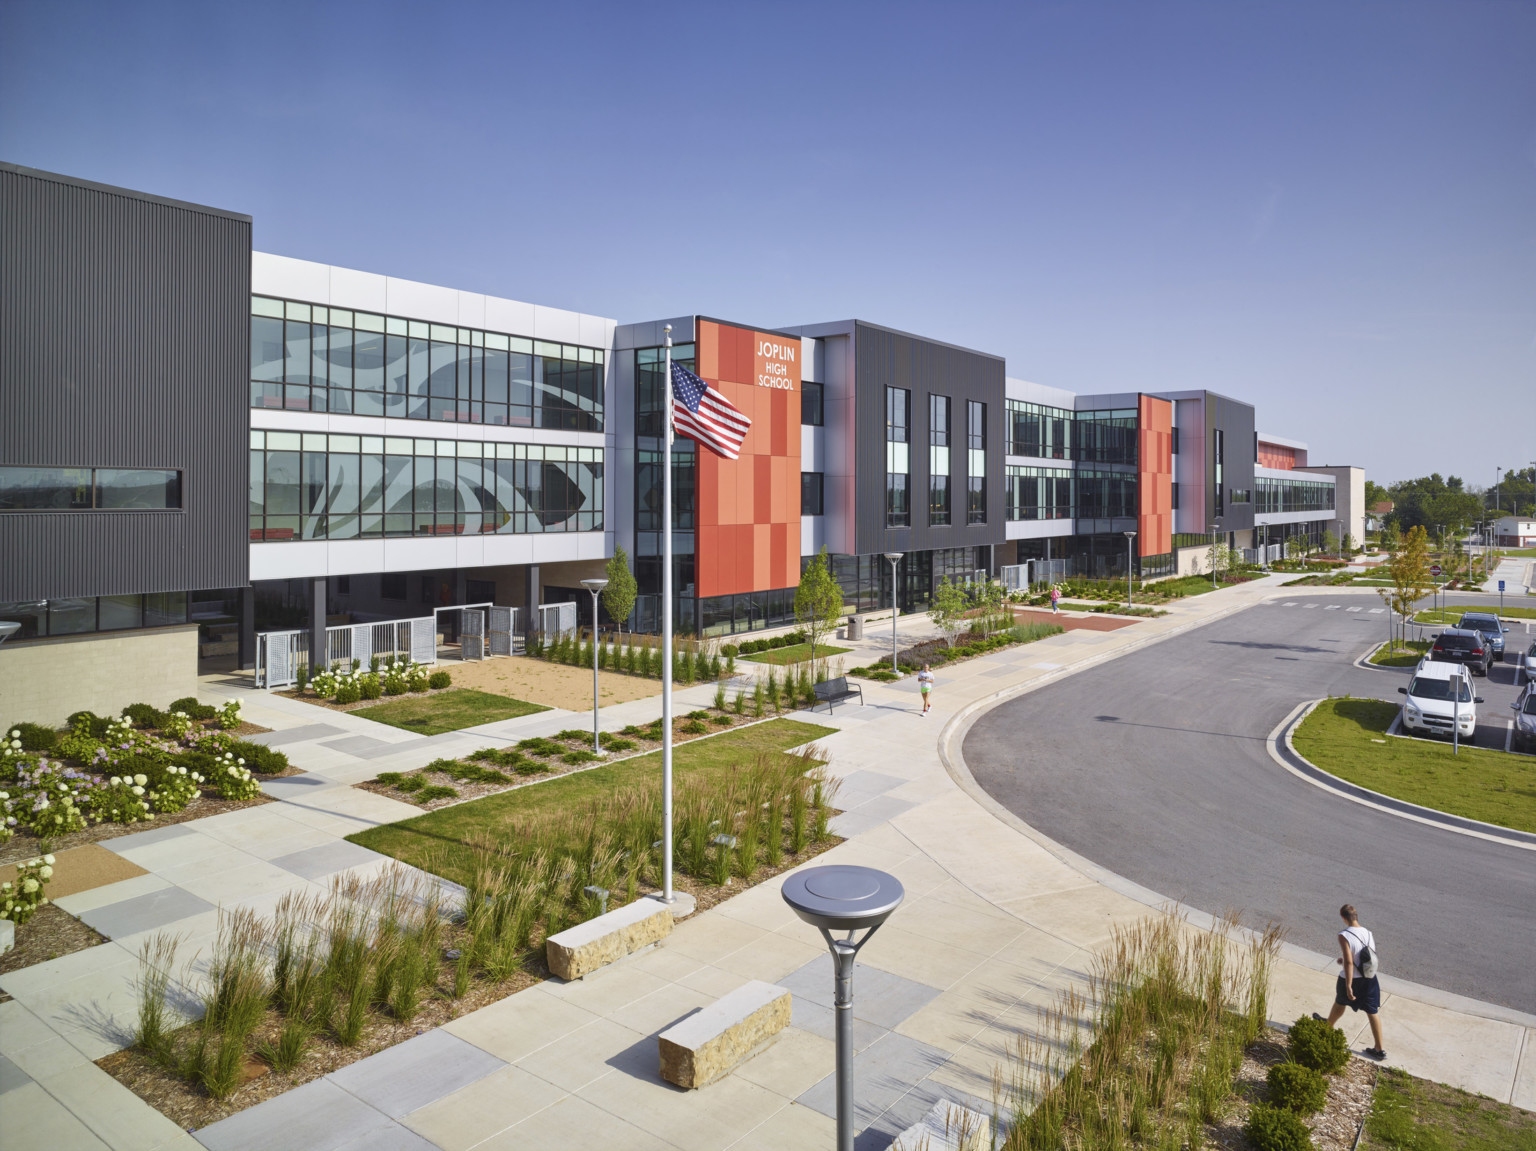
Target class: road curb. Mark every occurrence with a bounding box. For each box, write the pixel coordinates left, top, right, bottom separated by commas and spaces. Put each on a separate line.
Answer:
1268, 700, 1536, 850
935, 594, 1536, 1034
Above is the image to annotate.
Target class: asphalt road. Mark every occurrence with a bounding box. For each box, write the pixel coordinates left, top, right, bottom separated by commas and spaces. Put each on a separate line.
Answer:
962, 592, 1536, 1015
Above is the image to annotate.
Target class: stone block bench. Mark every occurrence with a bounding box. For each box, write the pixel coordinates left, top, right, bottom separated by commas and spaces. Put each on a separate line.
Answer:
545, 897, 674, 980
657, 979, 791, 1089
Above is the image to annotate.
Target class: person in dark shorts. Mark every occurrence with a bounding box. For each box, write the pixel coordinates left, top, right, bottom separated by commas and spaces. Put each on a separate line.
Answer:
1316, 903, 1386, 1060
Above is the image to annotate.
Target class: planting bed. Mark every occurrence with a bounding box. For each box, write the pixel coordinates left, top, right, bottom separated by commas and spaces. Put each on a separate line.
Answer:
0, 904, 110, 996
848, 621, 1064, 678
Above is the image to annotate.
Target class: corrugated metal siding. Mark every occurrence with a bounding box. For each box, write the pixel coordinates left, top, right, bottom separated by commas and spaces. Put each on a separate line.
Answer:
852, 322, 1007, 557
1, 164, 251, 600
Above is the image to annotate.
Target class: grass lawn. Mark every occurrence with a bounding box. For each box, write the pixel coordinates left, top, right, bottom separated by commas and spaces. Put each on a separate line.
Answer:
349, 717, 836, 884
1369, 639, 1430, 667
1361, 1066, 1536, 1151
1414, 605, 1536, 625
1291, 698, 1536, 833
741, 642, 852, 665
351, 688, 548, 735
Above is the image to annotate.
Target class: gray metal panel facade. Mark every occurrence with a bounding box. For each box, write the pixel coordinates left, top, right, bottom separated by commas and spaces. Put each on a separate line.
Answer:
1, 164, 251, 600
1206, 392, 1256, 534
852, 322, 1006, 557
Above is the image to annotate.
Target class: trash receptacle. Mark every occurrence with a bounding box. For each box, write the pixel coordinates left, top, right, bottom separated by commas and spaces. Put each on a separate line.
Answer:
845, 615, 863, 640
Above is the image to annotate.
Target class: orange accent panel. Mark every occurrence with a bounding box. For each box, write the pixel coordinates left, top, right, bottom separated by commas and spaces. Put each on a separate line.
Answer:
1257, 443, 1297, 470
692, 319, 803, 598
1137, 395, 1173, 558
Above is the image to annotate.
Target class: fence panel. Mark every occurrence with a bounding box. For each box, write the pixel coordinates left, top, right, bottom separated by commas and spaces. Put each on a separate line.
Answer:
489, 607, 514, 655
539, 602, 576, 638
410, 617, 436, 664
461, 609, 485, 660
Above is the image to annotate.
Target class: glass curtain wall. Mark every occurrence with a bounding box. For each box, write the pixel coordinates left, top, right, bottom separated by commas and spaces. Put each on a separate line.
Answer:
966, 401, 987, 524
1256, 476, 1335, 513
929, 395, 950, 526
634, 345, 698, 632
1006, 400, 1073, 459
248, 432, 602, 540
886, 387, 910, 527
1004, 466, 1074, 521
1073, 408, 1138, 465
250, 297, 604, 431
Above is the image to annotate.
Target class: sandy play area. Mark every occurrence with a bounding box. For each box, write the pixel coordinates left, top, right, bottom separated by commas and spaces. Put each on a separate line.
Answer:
443, 655, 663, 710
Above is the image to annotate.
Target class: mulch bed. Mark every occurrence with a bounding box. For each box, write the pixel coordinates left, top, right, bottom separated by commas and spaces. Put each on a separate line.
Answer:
0, 904, 110, 1000
1011, 607, 1136, 632
96, 832, 842, 1128
1207, 1028, 1376, 1151
275, 686, 452, 714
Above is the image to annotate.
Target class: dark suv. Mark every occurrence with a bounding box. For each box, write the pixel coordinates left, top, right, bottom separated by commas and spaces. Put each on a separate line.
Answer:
1428, 627, 1494, 676
1456, 612, 1509, 662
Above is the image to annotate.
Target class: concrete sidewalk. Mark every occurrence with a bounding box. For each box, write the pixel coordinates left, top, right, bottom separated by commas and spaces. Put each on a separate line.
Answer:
2, 577, 1532, 1150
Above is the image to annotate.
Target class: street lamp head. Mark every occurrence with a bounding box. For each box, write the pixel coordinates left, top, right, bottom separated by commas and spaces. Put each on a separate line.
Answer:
1123, 530, 1137, 539
883, 552, 904, 564
581, 578, 610, 592
782, 865, 905, 933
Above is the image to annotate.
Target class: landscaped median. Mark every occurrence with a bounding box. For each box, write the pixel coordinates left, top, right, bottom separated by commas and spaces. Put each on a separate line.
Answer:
1365, 640, 1430, 668
1289, 698, 1536, 834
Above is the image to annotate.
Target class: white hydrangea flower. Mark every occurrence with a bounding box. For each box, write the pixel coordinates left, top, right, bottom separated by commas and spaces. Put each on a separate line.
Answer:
43, 854, 54, 864
131, 786, 145, 796
38, 866, 52, 880
133, 774, 147, 786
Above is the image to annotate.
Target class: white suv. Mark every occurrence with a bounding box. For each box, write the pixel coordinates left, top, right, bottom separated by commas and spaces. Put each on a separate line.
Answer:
1398, 660, 1484, 742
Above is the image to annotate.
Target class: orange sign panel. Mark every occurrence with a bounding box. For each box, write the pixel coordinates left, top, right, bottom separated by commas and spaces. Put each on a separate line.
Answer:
1137, 395, 1173, 558
694, 320, 803, 597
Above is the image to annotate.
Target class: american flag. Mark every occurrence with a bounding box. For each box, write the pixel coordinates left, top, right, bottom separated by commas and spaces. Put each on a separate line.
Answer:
670, 361, 751, 460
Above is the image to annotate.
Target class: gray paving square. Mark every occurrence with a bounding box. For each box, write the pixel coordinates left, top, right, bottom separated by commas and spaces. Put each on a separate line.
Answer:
248, 723, 348, 748
334, 1124, 439, 1151
79, 886, 216, 940
260, 773, 346, 800
330, 1029, 505, 1119
832, 770, 906, 811
831, 795, 918, 840
0, 1053, 32, 1095
981, 664, 1024, 679
102, 823, 196, 854
194, 1076, 394, 1151
270, 840, 388, 882
797, 1031, 953, 1131
791, 999, 889, 1052
854, 1079, 1001, 1151
782, 958, 941, 1030
320, 734, 410, 759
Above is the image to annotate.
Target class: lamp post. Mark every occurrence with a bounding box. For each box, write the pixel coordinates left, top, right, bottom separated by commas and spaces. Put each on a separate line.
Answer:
580, 578, 609, 755
1123, 530, 1137, 608
782, 866, 905, 1151
1209, 519, 1222, 589
883, 552, 903, 677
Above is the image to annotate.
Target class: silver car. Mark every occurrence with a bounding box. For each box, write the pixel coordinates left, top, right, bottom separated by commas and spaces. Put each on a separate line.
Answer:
1513, 683, 1536, 752
1520, 639, 1536, 686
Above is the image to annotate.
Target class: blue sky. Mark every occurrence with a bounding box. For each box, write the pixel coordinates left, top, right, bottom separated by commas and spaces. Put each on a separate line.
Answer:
3, 0, 1532, 486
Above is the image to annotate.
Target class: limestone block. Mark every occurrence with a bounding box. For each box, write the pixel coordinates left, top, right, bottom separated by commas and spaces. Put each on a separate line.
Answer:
545, 897, 673, 981
890, 1100, 994, 1151
657, 980, 791, 1089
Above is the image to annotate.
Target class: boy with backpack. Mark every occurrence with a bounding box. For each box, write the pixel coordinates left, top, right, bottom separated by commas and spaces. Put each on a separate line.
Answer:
1316, 903, 1387, 1061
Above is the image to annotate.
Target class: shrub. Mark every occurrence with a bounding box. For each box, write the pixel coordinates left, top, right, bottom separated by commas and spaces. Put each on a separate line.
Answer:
555, 729, 591, 742
428, 670, 452, 690
416, 785, 458, 803
214, 698, 243, 729
710, 713, 732, 726
514, 760, 548, 777
375, 772, 407, 787
392, 774, 426, 793
334, 682, 361, 705
147, 765, 203, 813
209, 753, 261, 801
722, 643, 740, 657
680, 719, 708, 735
1244, 1102, 1313, 1151
0, 855, 54, 924
1288, 1015, 1350, 1074
67, 710, 112, 738
358, 675, 381, 701
561, 750, 600, 765
170, 698, 217, 721
517, 737, 563, 757
94, 776, 155, 824
1267, 1062, 1328, 1114
599, 735, 635, 752
215, 739, 288, 775
11, 722, 57, 752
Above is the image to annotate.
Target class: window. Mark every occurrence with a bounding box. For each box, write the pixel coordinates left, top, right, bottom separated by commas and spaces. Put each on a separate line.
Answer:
929, 395, 950, 526
249, 295, 604, 431
1171, 481, 1179, 511
0, 467, 181, 511
247, 431, 604, 541
966, 400, 986, 524
801, 471, 824, 516
1230, 488, 1251, 505
1005, 466, 1073, 521
1074, 409, 1138, 465
1170, 426, 1179, 455
0, 593, 187, 639
886, 387, 910, 527
1213, 429, 1225, 518
1006, 399, 1072, 459
801, 380, 824, 426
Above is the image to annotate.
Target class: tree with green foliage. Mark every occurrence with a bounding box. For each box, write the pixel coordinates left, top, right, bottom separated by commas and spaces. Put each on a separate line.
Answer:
1364, 478, 1390, 510
1340, 533, 1357, 559
1321, 529, 1339, 558
1379, 524, 1433, 651
794, 547, 843, 667
929, 576, 970, 647
601, 546, 638, 638
1387, 473, 1482, 537
1379, 520, 1400, 554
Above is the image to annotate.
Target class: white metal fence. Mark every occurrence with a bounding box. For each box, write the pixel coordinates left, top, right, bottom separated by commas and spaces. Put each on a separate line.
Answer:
1000, 559, 1071, 590
538, 601, 577, 638
255, 616, 437, 688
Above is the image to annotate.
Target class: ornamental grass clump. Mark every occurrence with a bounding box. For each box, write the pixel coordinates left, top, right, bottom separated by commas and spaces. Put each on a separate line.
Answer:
995, 911, 1284, 1151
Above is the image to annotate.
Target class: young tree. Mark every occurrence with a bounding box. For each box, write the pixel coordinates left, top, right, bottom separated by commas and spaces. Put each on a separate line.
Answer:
929, 576, 970, 647
1208, 538, 1232, 579
1341, 533, 1358, 559
1379, 524, 1434, 650
1320, 529, 1339, 558
601, 546, 638, 639
1379, 520, 1401, 554
794, 547, 843, 667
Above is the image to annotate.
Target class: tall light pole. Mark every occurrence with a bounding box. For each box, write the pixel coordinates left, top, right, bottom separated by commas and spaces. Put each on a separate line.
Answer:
1123, 530, 1137, 607
1208, 519, 1222, 589
581, 577, 609, 755
883, 552, 903, 677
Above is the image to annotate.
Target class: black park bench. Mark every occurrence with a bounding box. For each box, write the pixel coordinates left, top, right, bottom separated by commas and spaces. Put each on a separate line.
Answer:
812, 676, 863, 714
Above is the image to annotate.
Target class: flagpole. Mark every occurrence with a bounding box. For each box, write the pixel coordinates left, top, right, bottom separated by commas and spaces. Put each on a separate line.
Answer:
661, 324, 675, 904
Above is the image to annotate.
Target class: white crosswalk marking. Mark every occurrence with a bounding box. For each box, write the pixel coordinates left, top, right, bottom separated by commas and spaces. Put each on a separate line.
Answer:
1346, 606, 1362, 612
1303, 604, 1317, 609
1368, 608, 1385, 614
1325, 605, 1340, 611
1283, 602, 1298, 607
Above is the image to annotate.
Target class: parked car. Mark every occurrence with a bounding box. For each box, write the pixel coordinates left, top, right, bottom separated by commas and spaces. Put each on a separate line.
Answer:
1398, 660, 1483, 742
1456, 612, 1510, 662
1513, 683, 1536, 752
1518, 639, 1536, 686
1427, 627, 1494, 677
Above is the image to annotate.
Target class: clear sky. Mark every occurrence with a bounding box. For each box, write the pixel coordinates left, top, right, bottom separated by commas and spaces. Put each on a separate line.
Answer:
3, 0, 1532, 487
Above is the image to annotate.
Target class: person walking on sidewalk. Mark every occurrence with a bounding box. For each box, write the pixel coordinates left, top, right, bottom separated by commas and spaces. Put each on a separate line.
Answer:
1049, 585, 1061, 614
917, 664, 934, 716
1316, 903, 1387, 1061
